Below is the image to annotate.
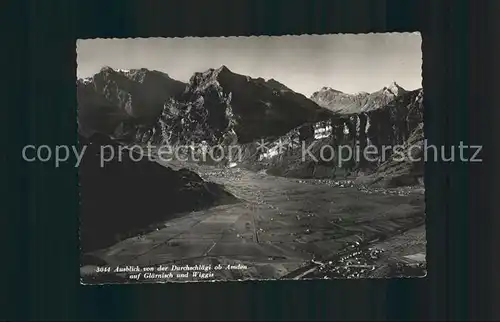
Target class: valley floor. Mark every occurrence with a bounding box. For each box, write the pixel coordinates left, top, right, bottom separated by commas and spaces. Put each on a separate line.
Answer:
81, 163, 426, 283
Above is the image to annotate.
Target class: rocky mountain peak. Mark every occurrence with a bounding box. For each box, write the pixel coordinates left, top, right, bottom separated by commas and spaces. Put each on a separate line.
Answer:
310, 87, 369, 113
383, 81, 406, 96
78, 77, 93, 85
92, 67, 177, 84
141, 67, 332, 145
187, 66, 233, 93
311, 82, 413, 114
216, 65, 230, 73
319, 86, 344, 94
99, 66, 116, 74
77, 66, 188, 138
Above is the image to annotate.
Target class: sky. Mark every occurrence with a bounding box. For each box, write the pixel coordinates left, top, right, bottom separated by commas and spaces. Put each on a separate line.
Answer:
77, 33, 422, 97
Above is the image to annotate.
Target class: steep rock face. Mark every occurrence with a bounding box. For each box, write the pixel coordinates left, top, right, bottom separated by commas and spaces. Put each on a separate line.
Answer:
249, 118, 356, 178
354, 122, 424, 187
317, 88, 423, 162
144, 66, 332, 145
77, 80, 130, 138
77, 67, 187, 138
137, 92, 235, 146
308, 84, 422, 171
245, 88, 423, 181
78, 133, 237, 252
363, 88, 423, 159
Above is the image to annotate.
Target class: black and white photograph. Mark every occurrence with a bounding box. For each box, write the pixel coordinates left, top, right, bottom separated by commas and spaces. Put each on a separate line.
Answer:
77, 33, 426, 284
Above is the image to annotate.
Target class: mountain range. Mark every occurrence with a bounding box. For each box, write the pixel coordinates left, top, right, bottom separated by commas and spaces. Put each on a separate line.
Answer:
78, 66, 337, 144
310, 81, 408, 114
77, 66, 423, 186
77, 66, 420, 143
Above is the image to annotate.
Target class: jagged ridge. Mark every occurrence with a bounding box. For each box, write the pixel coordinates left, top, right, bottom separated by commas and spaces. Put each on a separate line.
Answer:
77, 67, 187, 138
310, 82, 409, 114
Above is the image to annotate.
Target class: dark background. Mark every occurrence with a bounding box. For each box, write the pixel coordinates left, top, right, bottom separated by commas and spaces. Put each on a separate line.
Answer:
2, 0, 497, 320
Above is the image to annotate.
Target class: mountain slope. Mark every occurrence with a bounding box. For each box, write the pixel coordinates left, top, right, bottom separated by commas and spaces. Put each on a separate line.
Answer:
77, 67, 187, 138
79, 133, 237, 252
